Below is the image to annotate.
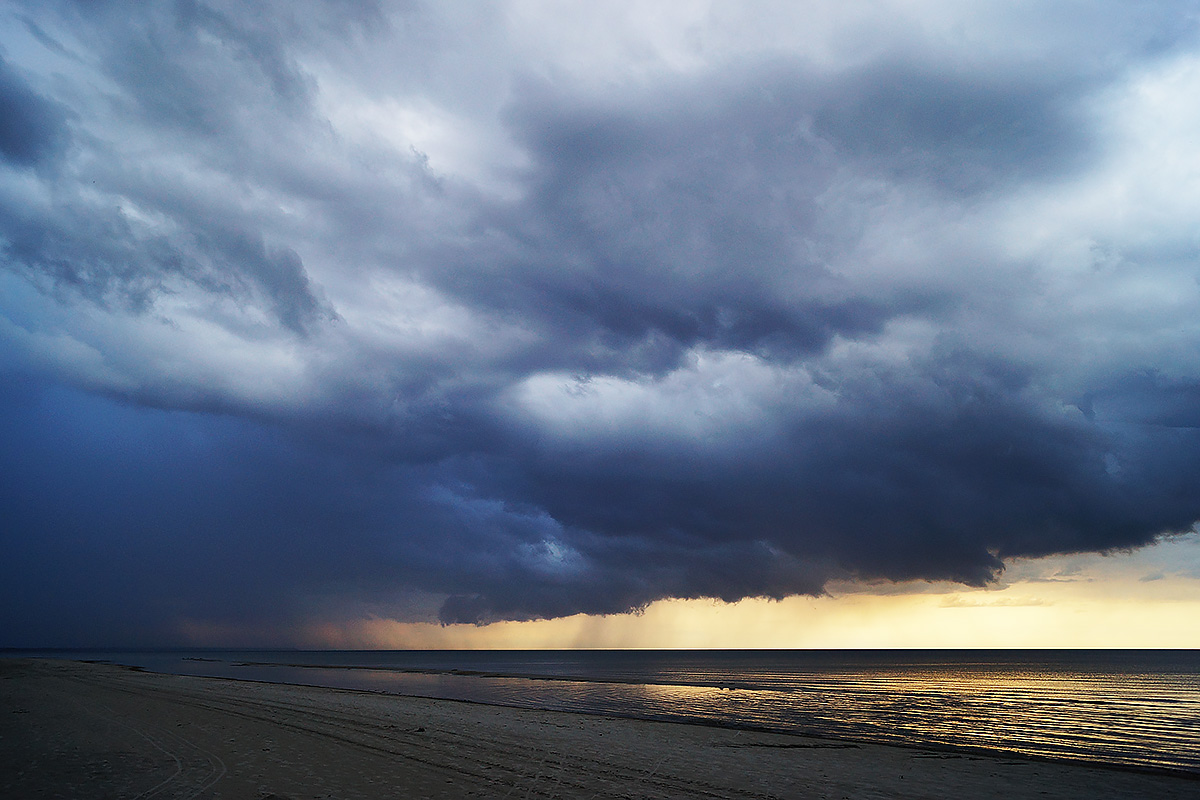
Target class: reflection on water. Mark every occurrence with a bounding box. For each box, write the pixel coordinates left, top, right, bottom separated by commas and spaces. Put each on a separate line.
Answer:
25, 649, 1200, 775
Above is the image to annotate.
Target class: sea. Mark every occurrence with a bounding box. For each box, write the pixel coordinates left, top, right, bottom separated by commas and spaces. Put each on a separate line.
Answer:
7, 648, 1199, 777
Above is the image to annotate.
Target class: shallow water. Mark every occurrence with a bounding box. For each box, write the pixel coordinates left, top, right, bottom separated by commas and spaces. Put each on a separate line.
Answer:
12, 648, 1199, 774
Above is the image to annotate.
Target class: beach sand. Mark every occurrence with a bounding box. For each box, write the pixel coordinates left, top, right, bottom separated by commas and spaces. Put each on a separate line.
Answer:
1, 658, 1194, 799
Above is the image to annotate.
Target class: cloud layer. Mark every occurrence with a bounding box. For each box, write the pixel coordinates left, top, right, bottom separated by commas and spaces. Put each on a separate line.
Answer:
3, 1, 1200, 642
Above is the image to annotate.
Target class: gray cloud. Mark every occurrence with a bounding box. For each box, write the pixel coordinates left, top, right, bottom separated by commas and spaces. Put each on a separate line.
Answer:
0, 193, 334, 332
0, 53, 68, 167
809, 60, 1094, 194
3, 1, 1200, 642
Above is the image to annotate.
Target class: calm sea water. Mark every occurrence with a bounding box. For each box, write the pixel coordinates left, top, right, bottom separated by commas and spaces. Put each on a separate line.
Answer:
11, 649, 1199, 776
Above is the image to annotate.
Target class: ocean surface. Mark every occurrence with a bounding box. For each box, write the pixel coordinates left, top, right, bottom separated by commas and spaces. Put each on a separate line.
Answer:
9, 648, 1199, 776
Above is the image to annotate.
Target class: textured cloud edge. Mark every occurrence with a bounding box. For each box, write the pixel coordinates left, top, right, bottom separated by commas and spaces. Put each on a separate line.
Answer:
3, 1, 1200, 643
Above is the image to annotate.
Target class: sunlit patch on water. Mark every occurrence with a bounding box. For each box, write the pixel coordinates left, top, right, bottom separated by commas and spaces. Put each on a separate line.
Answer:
33, 649, 1200, 774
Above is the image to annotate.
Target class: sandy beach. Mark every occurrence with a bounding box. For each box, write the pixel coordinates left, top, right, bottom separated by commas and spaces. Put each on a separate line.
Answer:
1, 658, 1195, 799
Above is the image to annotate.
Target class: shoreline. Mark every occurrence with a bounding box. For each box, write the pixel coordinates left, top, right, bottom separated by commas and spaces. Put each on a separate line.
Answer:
79, 653, 1200, 780
3, 658, 1196, 799
136, 666, 1200, 783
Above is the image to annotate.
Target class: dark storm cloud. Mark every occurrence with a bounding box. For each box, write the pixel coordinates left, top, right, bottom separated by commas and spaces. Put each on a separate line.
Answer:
429, 57, 1084, 378
809, 61, 1093, 194
0, 196, 332, 332
0, 379, 399, 644
435, 348, 1200, 623
0, 53, 68, 167
0, 1, 338, 332
3, 1, 1200, 643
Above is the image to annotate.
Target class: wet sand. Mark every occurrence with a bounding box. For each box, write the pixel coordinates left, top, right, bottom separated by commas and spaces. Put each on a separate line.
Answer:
1, 658, 1195, 799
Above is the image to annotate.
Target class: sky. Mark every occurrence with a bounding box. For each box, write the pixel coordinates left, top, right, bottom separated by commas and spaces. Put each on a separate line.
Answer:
2, 0, 1200, 648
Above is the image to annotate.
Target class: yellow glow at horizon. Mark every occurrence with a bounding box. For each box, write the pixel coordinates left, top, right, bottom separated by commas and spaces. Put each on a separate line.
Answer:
305, 581, 1200, 650
185, 535, 1200, 649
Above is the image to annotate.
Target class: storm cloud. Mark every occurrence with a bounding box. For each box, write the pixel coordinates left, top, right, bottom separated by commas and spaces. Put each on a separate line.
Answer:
3, 1, 1200, 642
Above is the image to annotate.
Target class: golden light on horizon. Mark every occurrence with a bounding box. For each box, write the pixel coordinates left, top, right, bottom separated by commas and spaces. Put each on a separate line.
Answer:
185, 534, 1200, 650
